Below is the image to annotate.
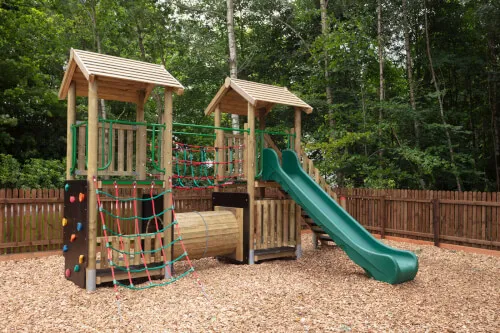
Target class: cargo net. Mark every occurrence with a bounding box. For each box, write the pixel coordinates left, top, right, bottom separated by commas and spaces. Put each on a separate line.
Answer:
93, 178, 206, 295
173, 141, 245, 190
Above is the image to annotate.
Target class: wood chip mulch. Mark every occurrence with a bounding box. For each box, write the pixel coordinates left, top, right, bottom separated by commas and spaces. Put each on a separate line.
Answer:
1, 234, 499, 332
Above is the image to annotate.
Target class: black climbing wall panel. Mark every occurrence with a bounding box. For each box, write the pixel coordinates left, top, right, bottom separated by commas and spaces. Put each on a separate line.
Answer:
63, 180, 89, 288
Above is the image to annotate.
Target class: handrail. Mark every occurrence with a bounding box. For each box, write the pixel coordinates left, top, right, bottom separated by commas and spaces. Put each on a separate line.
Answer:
173, 122, 249, 133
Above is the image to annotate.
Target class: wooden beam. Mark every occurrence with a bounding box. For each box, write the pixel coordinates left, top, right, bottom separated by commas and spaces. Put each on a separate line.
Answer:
294, 107, 302, 257
66, 81, 76, 179
73, 49, 90, 81
58, 56, 77, 100
294, 107, 301, 156
136, 90, 147, 179
163, 88, 173, 277
214, 105, 224, 191
247, 102, 256, 263
86, 78, 99, 291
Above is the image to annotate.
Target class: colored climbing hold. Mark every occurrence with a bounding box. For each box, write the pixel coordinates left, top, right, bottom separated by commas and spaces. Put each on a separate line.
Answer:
76, 222, 83, 231
70, 234, 76, 242
74, 264, 80, 272
79, 193, 85, 202
69, 196, 76, 203
62, 218, 68, 227
62, 245, 69, 252
79, 255, 85, 264
64, 183, 70, 192
65, 268, 71, 278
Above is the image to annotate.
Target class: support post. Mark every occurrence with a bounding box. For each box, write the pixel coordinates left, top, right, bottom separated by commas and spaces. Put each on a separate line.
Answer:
258, 109, 266, 198
247, 103, 255, 264
380, 195, 386, 239
66, 81, 76, 179
432, 198, 440, 246
163, 88, 173, 277
136, 90, 147, 179
214, 105, 223, 191
86, 78, 98, 291
294, 107, 302, 258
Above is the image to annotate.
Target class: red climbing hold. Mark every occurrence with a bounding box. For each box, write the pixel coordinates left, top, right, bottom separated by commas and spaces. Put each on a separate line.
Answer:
65, 268, 71, 278
69, 196, 76, 203
79, 193, 85, 202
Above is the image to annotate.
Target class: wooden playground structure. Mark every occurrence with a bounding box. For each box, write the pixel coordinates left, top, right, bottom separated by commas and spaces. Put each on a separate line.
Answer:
58, 49, 314, 291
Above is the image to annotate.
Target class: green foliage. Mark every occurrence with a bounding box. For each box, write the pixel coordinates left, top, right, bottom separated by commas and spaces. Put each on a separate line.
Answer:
0, 154, 64, 188
0, 0, 498, 190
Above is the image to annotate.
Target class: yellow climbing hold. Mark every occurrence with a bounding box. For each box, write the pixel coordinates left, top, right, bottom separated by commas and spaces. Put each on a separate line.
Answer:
62, 218, 68, 227
79, 255, 84, 264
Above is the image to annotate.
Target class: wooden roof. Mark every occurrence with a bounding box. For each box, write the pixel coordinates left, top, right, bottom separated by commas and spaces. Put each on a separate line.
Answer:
58, 48, 184, 103
204, 78, 313, 116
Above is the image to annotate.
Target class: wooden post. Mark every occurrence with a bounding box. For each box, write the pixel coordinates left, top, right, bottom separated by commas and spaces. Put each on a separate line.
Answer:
86, 78, 98, 291
136, 90, 147, 179
258, 109, 266, 198
66, 81, 76, 179
243, 123, 248, 180
380, 195, 386, 239
247, 103, 256, 264
163, 88, 173, 277
214, 105, 223, 191
433, 198, 440, 246
294, 107, 302, 258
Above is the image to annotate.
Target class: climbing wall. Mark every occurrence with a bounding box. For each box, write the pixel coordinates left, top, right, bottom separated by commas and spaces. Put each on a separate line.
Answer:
63, 180, 88, 288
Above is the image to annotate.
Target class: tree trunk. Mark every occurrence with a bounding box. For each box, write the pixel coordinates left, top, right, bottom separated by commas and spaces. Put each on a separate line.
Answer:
402, 0, 419, 146
320, 0, 333, 127
487, 34, 500, 190
226, 0, 239, 132
377, 0, 384, 157
424, 1, 462, 191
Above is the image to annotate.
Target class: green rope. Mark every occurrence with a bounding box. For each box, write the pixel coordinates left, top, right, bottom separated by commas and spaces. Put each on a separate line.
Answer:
96, 188, 172, 202
99, 205, 174, 221
114, 267, 194, 290
103, 220, 178, 238
110, 252, 187, 272
107, 236, 182, 255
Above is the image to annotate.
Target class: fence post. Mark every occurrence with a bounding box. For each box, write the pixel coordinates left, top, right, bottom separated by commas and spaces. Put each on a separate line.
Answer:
380, 195, 386, 239
432, 198, 440, 246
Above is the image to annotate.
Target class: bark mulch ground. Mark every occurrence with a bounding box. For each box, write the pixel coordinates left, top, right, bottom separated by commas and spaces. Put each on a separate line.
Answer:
1, 234, 499, 332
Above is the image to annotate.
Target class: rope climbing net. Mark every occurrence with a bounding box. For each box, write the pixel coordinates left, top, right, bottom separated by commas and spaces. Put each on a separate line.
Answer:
172, 141, 246, 190
93, 178, 200, 292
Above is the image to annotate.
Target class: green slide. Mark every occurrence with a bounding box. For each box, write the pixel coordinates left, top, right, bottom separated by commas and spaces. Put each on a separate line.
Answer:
262, 148, 418, 284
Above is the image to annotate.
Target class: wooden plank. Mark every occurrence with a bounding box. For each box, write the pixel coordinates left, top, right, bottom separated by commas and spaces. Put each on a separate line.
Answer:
270, 200, 276, 248
133, 237, 141, 265
118, 129, 125, 172
283, 201, 289, 246
112, 237, 119, 266
0, 189, 4, 251
263, 201, 269, 249
126, 130, 134, 172
277, 201, 283, 247
255, 202, 262, 249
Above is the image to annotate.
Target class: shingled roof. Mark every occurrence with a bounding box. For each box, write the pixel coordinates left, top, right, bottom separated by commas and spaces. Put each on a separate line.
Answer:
204, 78, 313, 116
58, 48, 184, 103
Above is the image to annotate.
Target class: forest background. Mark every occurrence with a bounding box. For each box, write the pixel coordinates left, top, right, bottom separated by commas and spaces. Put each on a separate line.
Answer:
0, 0, 499, 191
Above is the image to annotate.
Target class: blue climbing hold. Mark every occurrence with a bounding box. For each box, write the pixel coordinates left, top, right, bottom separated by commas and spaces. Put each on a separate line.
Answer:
76, 222, 83, 232
63, 244, 69, 252
64, 183, 70, 192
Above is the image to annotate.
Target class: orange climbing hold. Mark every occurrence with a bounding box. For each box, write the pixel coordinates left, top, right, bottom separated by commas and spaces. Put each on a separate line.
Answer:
62, 218, 68, 227
79, 193, 85, 202
70, 234, 76, 242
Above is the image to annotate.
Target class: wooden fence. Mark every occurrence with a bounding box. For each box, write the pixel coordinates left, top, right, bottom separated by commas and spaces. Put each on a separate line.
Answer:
0, 188, 212, 254
2, 186, 500, 255
334, 188, 500, 250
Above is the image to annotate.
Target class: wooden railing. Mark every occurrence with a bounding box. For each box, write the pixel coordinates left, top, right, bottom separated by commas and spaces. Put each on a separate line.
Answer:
254, 199, 298, 249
